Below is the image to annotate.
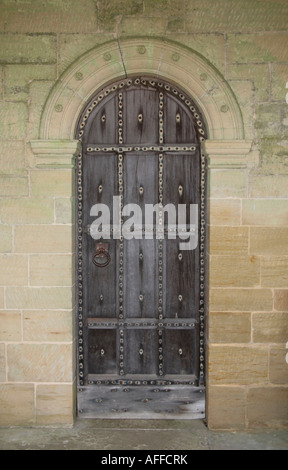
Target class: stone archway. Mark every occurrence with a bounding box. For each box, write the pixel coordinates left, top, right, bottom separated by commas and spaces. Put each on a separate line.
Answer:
30, 37, 253, 425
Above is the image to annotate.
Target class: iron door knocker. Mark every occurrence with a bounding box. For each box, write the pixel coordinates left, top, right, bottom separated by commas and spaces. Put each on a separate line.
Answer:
92, 243, 111, 268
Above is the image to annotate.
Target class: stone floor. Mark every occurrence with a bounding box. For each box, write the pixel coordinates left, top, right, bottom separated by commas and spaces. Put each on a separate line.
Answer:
0, 419, 287, 450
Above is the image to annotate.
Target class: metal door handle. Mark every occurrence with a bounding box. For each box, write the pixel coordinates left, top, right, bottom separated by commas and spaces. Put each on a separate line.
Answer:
92, 244, 111, 268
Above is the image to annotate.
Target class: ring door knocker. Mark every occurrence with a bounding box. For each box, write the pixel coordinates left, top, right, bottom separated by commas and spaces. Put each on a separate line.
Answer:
92, 243, 111, 268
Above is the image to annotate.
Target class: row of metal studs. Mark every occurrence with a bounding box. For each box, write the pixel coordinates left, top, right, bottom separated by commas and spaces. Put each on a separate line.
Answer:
77, 152, 84, 386
78, 77, 207, 143
87, 379, 197, 386
118, 92, 125, 377
158, 87, 164, 376
158, 153, 164, 377
199, 153, 206, 385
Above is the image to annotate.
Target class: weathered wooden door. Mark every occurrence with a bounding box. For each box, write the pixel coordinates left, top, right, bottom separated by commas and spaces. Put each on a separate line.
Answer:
76, 77, 207, 418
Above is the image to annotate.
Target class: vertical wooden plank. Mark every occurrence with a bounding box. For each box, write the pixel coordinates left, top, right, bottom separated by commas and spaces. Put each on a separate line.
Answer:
164, 94, 197, 144
123, 152, 158, 318
124, 88, 159, 144
88, 329, 117, 375
125, 328, 158, 375
86, 96, 117, 144
163, 153, 200, 319
83, 153, 117, 318
164, 329, 197, 376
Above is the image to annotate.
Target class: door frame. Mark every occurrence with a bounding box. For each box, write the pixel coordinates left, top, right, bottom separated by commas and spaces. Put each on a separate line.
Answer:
30, 38, 252, 424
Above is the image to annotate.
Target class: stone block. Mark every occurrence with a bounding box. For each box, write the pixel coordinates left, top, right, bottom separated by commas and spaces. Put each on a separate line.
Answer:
0, 226, 12, 253
14, 225, 74, 253
0, 255, 28, 286
23, 310, 73, 342
0, 34, 57, 64
227, 33, 288, 64
209, 312, 251, 343
249, 174, 288, 198
0, 343, 5, 382
227, 63, 270, 102
119, 16, 167, 37
29, 255, 73, 286
30, 169, 73, 197
252, 312, 288, 344
228, 80, 254, 139
210, 288, 273, 312
4, 64, 56, 101
6, 287, 73, 310
7, 343, 73, 383
144, 0, 184, 16
0, 102, 28, 140
0, 288, 4, 309
247, 386, 288, 429
274, 290, 288, 312
257, 137, 288, 176
250, 228, 288, 256
98, 0, 143, 31
166, 33, 226, 75
0, 176, 28, 197
209, 226, 249, 255
55, 198, 74, 224
207, 385, 246, 430
0, 140, 26, 175
210, 255, 260, 287
0, 384, 35, 426
208, 345, 269, 385
271, 63, 288, 101
0, 311, 22, 342
0, 198, 54, 225
261, 257, 288, 288
0, 0, 97, 33
242, 199, 288, 226
209, 169, 247, 198
59, 33, 115, 74
255, 102, 288, 138
186, 1, 288, 33
36, 384, 74, 426
27, 80, 55, 140
269, 347, 288, 385
209, 199, 241, 225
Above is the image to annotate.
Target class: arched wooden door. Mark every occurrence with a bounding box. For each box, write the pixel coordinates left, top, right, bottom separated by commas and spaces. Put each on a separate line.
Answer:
76, 77, 207, 418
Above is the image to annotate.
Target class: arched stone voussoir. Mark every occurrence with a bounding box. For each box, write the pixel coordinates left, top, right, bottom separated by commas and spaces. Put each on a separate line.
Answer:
39, 37, 245, 141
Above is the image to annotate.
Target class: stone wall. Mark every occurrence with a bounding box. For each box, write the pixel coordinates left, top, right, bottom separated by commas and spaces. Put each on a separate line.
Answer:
0, 0, 287, 429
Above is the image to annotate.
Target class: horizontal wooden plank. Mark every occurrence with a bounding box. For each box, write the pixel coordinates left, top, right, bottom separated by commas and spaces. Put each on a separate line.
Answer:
77, 385, 205, 419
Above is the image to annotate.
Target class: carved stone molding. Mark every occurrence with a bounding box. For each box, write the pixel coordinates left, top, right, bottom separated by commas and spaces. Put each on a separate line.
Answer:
204, 140, 254, 169
30, 140, 81, 169
38, 38, 245, 142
